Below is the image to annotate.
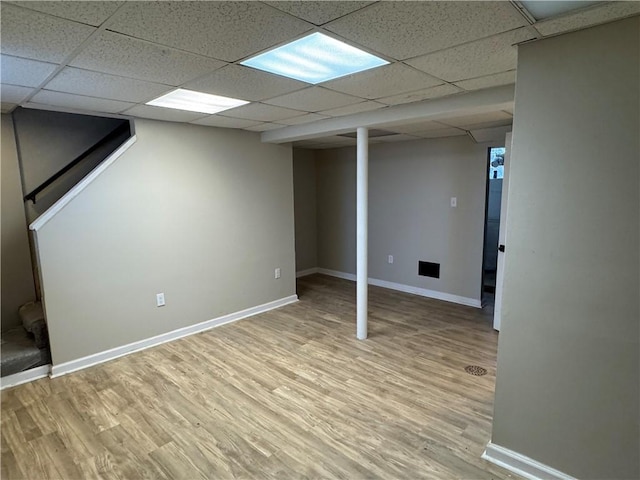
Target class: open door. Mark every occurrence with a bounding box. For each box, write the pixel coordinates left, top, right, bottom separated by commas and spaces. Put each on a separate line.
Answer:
493, 132, 512, 331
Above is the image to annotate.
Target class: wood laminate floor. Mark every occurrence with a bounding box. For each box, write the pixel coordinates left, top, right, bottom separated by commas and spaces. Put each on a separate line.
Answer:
1, 274, 517, 479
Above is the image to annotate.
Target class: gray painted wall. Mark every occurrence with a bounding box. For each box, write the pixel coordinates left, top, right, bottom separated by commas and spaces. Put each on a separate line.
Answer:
1, 114, 36, 330
293, 148, 318, 273
35, 119, 296, 365
315, 136, 491, 303
492, 18, 639, 479
316, 146, 356, 275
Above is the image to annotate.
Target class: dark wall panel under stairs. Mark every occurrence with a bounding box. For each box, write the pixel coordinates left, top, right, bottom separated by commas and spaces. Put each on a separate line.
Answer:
13, 107, 131, 223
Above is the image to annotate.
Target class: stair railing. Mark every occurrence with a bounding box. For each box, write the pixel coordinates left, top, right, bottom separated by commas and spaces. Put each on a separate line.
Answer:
23, 121, 130, 204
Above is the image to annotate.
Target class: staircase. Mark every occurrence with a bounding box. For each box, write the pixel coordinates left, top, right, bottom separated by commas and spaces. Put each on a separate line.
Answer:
1, 108, 133, 379
1, 302, 50, 377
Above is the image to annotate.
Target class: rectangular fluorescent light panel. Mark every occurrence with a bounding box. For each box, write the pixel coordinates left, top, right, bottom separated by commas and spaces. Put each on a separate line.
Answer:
241, 32, 389, 84
146, 89, 249, 114
519, 1, 601, 20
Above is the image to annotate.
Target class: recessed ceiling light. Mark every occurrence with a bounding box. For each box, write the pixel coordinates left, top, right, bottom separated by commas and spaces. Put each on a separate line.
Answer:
146, 89, 249, 114
519, 1, 601, 20
241, 32, 389, 84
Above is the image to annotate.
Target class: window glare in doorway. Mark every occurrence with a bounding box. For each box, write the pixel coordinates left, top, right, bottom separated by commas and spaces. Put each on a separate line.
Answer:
489, 147, 505, 179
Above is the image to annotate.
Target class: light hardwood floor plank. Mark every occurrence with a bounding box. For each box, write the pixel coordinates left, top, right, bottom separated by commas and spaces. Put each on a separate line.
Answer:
1, 274, 519, 479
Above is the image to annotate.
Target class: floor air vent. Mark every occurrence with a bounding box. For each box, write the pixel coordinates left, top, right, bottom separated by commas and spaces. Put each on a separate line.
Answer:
464, 365, 487, 376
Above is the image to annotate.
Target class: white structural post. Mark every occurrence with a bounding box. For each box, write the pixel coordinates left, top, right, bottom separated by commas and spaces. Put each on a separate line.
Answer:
356, 127, 368, 340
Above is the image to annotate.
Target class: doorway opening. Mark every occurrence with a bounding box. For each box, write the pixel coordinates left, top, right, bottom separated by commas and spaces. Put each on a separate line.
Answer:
482, 146, 505, 311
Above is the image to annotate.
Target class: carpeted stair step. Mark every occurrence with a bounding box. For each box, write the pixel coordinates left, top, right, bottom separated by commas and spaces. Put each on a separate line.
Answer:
1, 327, 50, 377
19, 301, 48, 349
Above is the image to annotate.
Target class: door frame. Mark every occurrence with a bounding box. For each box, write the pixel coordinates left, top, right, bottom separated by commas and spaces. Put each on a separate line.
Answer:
493, 132, 512, 331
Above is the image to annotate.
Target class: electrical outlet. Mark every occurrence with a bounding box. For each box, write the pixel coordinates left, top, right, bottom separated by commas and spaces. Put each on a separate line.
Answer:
388, 255, 394, 264
451, 197, 457, 208
275, 268, 281, 279
156, 293, 165, 307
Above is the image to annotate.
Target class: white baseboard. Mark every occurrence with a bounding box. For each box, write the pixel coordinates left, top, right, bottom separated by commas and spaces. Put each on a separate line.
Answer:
482, 442, 576, 480
51, 295, 298, 378
0, 365, 51, 390
317, 268, 356, 281
368, 277, 481, 308
316, 268, 481, 308
296, 267, 319, 278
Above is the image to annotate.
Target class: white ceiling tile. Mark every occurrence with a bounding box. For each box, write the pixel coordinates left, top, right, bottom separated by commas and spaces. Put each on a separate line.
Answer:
376, 84, 463, 106
313, 143, 352, 149
292, 140, 324, 148
244, 122, 286, 132
1, 84, 34, 103
264, 1, 375, 26
470, 125, 512, 143
265, 87, 363, 112
222, 103, 306, 122
304, 144, 328, 149
0, 55, 57, 87
278, 113, 330, 126
406, 28, 536, 82
190, 116, 262, 129
107, 2, 312, 62
454, 71, 517, 91
185, 65, 307, 102
7, 1, 629, 128
10, 1, 123, 26
372, 133, 421, 143
325, 1, 528, 60
415, 127, 468, 139
458, 119, 514, 130
381, 119, 449, 134
123, 105, 207, 123
70, 32, 226, 86
436, 111, 513, 128
30, 90, 134, 114
323, 63, 442, 100
319, 100, 386, 117
45, 67, 171, 103
534, 2, 640, 36
314, 135, 357, 146
0, 3, 96, 63
1, 103, 17, 113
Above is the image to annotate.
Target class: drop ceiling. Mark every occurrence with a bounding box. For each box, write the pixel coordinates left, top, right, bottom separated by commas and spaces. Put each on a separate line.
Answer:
1, 1, 638, 148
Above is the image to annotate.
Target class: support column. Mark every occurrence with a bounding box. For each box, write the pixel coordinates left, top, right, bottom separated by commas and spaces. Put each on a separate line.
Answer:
356, 127, 368, 340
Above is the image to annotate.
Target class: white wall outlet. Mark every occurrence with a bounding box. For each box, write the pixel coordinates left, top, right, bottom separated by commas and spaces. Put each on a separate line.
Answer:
156, 293, 165, 307
388, 255, 394, 264
275, 267, 281, 279
451, 197, 457, 208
